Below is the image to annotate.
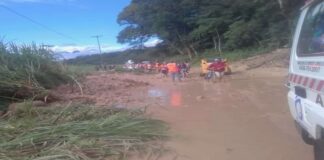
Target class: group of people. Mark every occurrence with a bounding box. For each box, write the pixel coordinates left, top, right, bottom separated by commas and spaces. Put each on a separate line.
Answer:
157, 61, 190, 82
125, 58, 226, 83
157, 58, 226, 83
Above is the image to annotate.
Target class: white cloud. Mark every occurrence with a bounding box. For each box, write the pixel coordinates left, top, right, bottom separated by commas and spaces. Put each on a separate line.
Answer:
144, 38, 162, 47
51, 44, 127, 59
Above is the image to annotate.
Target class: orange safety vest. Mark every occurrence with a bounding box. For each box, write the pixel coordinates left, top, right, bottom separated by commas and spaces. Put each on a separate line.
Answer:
167, 63, 178, 73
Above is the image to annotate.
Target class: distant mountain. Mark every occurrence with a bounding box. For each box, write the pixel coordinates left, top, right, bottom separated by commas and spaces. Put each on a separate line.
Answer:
66, 46, 173, 65
57, 51, 96, 60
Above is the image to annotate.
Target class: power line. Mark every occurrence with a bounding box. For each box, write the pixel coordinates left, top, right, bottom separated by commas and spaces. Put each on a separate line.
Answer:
0, 4, 78, 42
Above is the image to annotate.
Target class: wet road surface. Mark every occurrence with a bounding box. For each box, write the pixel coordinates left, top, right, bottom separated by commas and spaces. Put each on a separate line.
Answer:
148, 71, 313, 160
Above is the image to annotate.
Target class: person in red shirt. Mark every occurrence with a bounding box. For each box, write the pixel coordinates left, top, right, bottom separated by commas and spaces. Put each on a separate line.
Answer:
207, 58, 226, 82
160, 62, 169, 77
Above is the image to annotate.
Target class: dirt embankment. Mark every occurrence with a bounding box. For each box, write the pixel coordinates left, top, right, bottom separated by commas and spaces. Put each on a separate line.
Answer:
232, 48, 290, 71
55, 73, 152, 107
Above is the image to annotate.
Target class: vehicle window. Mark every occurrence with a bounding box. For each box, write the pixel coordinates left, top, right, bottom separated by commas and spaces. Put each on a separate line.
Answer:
297, 1, 324, 56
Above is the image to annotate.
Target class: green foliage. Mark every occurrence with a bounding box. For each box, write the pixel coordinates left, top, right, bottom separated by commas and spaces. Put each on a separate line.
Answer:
0, 41, 71, 111
117, 0, 304, 57
66, 65, 96, 77
0, 103, 168, 160
69, 0, 304, 64
67, 46, 270, 67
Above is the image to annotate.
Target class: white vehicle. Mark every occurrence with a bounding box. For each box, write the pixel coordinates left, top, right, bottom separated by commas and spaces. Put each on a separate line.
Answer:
124, 59, 135, 70
287, 0, 324, 159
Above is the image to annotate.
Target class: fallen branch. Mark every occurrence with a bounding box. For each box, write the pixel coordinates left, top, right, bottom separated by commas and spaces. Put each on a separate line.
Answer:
69, 75, 84, 96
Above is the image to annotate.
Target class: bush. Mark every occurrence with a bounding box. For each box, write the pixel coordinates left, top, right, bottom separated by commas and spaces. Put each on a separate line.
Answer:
0, 41, 72, 111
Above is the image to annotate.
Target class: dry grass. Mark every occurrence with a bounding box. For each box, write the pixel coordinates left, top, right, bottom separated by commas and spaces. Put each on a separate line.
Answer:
0, 102, 168, 160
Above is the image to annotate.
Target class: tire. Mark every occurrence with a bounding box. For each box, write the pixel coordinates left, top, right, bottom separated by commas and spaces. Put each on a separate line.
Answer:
301, 129, 315, 145
314, 140, 324, 160
211, 72, 217, 83
295, 121, 314, 145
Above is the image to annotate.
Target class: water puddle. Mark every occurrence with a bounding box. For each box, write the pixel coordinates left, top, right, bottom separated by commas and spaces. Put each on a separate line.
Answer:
148, 88, 183, 108
169, 90, 183, 108
148, 89, 166, 98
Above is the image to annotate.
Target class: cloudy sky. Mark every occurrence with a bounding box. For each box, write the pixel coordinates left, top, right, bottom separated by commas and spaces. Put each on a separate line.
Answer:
0, 0, 160, 59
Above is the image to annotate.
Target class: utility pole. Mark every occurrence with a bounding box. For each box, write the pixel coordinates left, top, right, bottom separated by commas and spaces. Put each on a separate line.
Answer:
91, 35, 103, 67
91, 35, 103, 54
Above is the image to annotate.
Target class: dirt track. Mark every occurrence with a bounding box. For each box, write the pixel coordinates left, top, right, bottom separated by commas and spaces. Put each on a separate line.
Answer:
57, 57, 314, 159
148, 68, 313, 160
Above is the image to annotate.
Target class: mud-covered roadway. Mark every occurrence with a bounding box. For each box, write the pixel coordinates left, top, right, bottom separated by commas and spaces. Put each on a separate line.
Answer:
57, 64, 313, 160
149, 49, 313, 160
150, 68, 313, 160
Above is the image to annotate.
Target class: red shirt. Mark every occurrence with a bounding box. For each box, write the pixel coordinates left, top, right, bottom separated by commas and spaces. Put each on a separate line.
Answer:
161, 64, 168, 71
208, 61, 226, 72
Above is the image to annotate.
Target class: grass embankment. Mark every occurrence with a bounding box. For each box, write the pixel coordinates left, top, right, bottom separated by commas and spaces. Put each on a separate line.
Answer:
0, 42, 72, 111
67, 65, 96, 77
0, 103, 168, 160
0, 41, 169, 159
167, 47, 272, 66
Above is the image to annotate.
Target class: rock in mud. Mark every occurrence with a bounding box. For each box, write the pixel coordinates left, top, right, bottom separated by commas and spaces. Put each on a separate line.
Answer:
196, 96, 205, 101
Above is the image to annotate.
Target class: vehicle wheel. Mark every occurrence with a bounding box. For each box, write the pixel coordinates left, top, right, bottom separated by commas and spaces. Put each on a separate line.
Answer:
301, 129, 315, 145
314, 140, 324, 160
211, 72, 217, 83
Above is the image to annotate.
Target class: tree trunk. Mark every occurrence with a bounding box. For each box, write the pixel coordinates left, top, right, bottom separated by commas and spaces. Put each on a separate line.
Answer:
190, 44, 198, 57
215, 29, 222, 55
176, 48, 186, 55
277, 0, 283, 9
185, 46, 193, 60
213, 37, 217, 51
165, 40, 186, 55
175, 30, 193, 59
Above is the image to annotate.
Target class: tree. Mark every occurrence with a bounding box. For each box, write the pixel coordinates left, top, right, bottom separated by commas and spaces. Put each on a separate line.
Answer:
117, 0, 304, 57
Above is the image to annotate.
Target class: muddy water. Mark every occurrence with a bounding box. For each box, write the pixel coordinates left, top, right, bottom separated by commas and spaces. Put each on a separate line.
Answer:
148, 74, 313, 160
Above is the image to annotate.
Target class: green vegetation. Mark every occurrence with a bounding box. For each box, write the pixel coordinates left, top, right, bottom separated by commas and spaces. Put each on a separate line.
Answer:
67, 65, 96, 77
0, 41, 72, 111
0, 41, 169, 159
116, 0, 303, 59
68, 0, 302, 65
0, 102, 168, 160
67, 46, 271, 66
200, 47, 272, 61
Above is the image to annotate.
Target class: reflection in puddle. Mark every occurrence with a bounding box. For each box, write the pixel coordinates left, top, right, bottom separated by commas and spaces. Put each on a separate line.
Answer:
148, 88, 183, 108
148, 89, 165, 98
170, 90, 182, 108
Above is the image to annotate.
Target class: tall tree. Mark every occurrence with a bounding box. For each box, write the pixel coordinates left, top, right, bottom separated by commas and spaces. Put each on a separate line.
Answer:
117, 0, 304, 57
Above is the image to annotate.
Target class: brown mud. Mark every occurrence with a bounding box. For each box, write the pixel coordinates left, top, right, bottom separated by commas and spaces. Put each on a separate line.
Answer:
56, 49, 313, 160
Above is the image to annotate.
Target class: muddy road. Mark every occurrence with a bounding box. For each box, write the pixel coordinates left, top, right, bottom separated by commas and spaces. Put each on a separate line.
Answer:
144, 68, 313, 160
57, 65, 313, 160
